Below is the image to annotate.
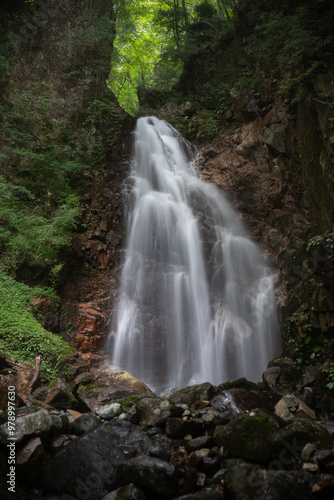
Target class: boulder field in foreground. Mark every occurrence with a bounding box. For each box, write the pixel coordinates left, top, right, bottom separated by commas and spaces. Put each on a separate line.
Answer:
0, 368, 334, 499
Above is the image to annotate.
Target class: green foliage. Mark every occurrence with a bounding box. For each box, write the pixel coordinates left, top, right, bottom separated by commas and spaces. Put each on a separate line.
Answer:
251, 6, 320, 96
0, 179, 80, 272
0, 268, 73, 377
194, 0, 218, 20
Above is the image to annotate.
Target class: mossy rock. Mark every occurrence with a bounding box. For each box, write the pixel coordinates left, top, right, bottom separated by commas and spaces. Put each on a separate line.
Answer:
160, 382, 217, 405
73, 369, 155, 411
217, 377, 259, 392
214, 409, 284, 463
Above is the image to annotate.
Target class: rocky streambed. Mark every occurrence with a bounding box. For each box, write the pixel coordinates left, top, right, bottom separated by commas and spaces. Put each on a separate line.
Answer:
1, 361, 334, 500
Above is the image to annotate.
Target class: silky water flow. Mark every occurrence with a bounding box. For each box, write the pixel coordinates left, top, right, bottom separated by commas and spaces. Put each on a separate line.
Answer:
110, 116, 281, 394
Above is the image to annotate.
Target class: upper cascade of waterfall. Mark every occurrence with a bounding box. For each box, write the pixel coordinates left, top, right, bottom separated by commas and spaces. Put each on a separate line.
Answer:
110, 116, 281, 394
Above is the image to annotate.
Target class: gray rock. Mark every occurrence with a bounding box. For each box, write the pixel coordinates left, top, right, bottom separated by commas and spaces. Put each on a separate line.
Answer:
137, 397, 172, 429
262, 366, 280, 389
211, 388, 281, 415
149, 433, 171, 461
117, 456, 178, 498
0, 408, 53, 444
74, 369, 154, 411
225, 460, 320, 500
160, 383, 216, 405
263, 124, 289, 154
72, 413, 101, 435
271, 418, 332, 466
102, 483, 146, 500
165, 417, 204, 439
214, 409, 283, 463
97, 402, 122, 420
41, 420, 154, 499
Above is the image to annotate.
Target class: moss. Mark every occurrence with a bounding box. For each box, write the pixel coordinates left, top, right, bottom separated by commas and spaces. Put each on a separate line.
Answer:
214, 409, 281, 463
117, 395, 142, 408
218, 377, 259, 392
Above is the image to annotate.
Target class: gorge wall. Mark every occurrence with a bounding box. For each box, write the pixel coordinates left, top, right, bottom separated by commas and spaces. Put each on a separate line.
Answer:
1, 0, 334, 377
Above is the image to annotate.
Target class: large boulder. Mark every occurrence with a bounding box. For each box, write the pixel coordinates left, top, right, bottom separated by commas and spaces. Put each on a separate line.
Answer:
41, 419, 155, 499
74, 369, 155, 411
0, 408, 53, 444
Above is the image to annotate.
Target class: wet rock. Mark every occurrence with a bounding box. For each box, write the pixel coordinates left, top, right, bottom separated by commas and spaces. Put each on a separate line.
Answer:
314, 448, 334, 474
97, 402, 122, 420
301, 442, 317, 462
45, 379, 80, 410
210, 389, 281, 414
217, 377, 258, 392
72, 413, 101, 435
149, 433, 171, 461
214, 409, 284, 463
185, 436, 214, 453
0, 407, 53, 444
74, 370, 155, 411
102, 483, 146, 500
225, 461, 320, 500
50, 434, 76, 452
271, 419, 332, 467
16, 437, 47, 485
165, 418, 204, 439
137, 397, 172, 429
41, 420, 153, 499
262, 366, 281, 389
117, 456, 178, 498
161, 383, 216, 406
174, 484, 224, 499
263, 123, 290, 154
274, 394, 316, 421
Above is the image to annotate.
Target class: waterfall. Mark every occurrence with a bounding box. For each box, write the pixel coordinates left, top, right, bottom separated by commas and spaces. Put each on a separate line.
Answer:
110, 116, 281, 394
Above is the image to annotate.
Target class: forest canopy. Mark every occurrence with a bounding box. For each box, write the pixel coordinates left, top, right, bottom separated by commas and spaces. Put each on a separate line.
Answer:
108, 0, 234, 114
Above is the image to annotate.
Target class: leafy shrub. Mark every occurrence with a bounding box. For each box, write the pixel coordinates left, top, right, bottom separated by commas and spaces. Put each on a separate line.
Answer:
0, 268, 73, 377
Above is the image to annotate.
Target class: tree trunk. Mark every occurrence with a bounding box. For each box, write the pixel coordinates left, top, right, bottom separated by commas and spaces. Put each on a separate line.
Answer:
181, 0, 189, 31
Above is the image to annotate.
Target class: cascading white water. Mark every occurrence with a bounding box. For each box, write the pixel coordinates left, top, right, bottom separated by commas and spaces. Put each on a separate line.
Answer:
110, 116, 281, 393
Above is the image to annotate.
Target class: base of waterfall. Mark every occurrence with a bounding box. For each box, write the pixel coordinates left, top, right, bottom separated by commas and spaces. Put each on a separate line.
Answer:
2, 361, 334, 500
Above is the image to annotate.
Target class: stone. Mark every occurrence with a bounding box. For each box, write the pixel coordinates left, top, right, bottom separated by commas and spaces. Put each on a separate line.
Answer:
41, 420, 154, 499
45, 381, 79, 411
50, 434, 76, 452
262, 366, 281, 389
225, 462, 321, 500
217, 377, 258, 392
211, 389, 281, 415
97, 402, 122, 420
16, 437, 44, 465
213, 409, 283, 463
302, 462, 319, 472
149, 433, 171, 461
165, 418, 204, 439
72, 413, 101, 435
301, 442, 317, 461
174, 484, 224, 499
0, 407, 53, 444
270, 419, 332, 466
185, 436, 214, 453
74, 369, 155, 411
263, 124, 289, 154
117, 456, 178, 498
101, 483, 146, 500
137, 397, 172, 429
274, 395, 316, 421
160, 383, 216, 406
314, 448, 334, 474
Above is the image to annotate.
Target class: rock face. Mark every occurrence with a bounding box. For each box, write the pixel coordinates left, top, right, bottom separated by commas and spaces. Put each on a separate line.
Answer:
0, 0, 134, 362
1, 378, 333, 500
